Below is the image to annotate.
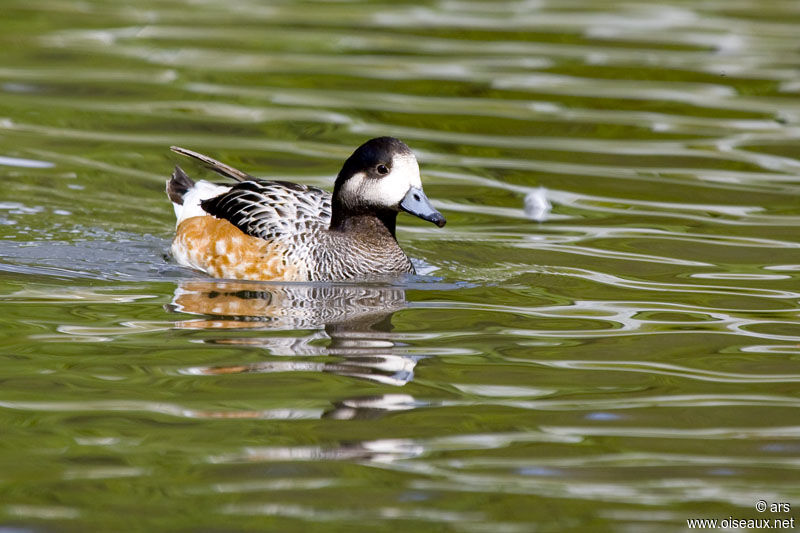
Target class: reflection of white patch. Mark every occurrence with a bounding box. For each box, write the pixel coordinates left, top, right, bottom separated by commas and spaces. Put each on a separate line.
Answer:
341, 153, 423, 209
172, 180, 231, 225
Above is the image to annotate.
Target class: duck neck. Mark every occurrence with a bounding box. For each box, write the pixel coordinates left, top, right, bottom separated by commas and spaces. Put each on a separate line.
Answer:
329, 206, 398, 241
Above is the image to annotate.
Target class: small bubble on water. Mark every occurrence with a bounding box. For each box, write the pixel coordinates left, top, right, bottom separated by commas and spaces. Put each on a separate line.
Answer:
524, 187, 551, 222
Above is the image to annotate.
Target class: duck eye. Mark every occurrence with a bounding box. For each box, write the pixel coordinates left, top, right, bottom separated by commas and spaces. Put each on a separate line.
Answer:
376, 164, 389, 175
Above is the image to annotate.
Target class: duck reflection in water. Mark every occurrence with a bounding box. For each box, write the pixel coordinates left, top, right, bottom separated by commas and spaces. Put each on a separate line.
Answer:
167, 280, 424, 391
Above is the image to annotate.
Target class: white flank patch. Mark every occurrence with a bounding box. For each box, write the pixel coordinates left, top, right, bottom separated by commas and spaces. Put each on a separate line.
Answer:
215, 240, 228, 255
171, 236, 214, 277
171, 179, 231, 225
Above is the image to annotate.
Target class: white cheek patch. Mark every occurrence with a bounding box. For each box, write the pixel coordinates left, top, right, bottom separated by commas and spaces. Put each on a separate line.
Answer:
340, 172, 367, 209
361, 177, 407, 208
381, 154, 421, 205
345, 154, 422, 209
392, 154, 422, 190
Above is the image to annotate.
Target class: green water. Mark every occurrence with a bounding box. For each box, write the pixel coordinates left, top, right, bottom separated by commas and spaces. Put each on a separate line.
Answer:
2, 0, 800, 531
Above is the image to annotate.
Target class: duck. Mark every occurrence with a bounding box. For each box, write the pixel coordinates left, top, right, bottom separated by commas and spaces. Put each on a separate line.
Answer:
166, 137, 446, 281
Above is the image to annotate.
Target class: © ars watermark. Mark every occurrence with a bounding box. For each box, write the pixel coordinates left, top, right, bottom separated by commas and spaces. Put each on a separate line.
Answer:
686, 500, 794, 529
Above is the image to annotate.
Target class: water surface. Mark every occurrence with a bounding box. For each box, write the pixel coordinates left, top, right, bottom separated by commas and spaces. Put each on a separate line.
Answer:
1, 0, 800, 531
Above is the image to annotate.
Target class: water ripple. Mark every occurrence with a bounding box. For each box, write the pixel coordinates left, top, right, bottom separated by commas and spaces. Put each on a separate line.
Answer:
3, 0, 800, 530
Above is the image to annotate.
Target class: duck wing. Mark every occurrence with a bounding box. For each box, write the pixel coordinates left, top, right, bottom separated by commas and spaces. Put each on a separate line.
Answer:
200, 180, 332, 241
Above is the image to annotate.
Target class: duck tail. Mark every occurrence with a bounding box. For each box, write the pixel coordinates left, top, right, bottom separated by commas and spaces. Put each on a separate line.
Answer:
167, 165, 195, 205
170, 146, 254, 182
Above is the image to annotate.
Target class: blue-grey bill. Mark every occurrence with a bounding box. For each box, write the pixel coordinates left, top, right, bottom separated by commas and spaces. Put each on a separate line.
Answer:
399, 186, 446, 227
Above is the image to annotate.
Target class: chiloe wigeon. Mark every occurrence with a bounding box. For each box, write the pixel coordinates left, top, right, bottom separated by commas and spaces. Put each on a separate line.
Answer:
166, 137, 445, 281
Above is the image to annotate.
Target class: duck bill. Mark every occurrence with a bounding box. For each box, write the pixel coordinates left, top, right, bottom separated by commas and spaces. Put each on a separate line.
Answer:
399, 186, 446, 228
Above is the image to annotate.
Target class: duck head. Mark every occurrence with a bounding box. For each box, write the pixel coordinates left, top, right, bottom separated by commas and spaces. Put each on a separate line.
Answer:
331, 137, 446, 232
